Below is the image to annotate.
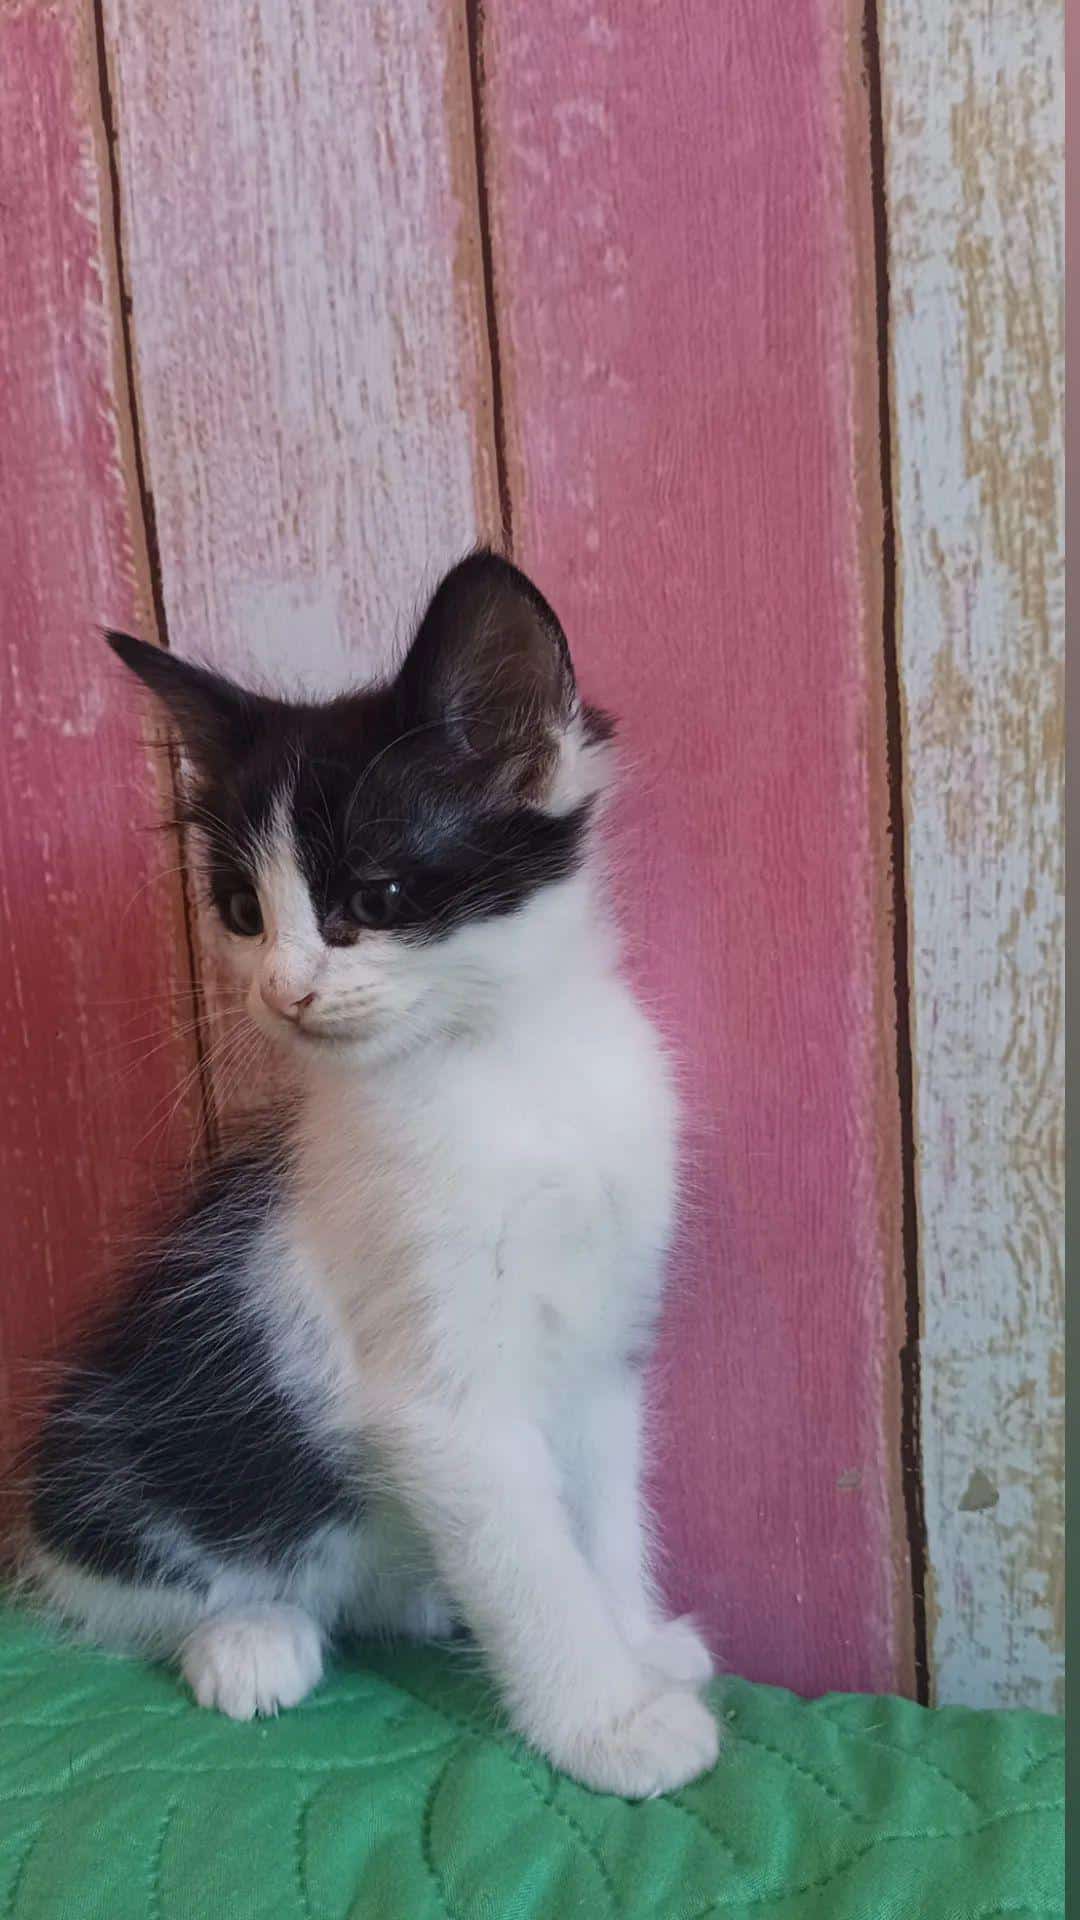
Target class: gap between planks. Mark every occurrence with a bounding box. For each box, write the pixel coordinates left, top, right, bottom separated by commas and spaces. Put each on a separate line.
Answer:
862, 0, 929, 1705
464, 0, 514, 553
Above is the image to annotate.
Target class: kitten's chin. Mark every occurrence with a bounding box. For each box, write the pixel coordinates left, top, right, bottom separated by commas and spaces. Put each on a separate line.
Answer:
258, 1010, 431, 1071
246, 1004, 369, 1059
271, 1019, 376, 1059
297, 1025, 429, 1071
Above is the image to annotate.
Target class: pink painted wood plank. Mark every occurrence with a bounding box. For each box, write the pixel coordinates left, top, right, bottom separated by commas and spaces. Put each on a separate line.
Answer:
484, 0, 910, 1693
0, 0, 200, 1465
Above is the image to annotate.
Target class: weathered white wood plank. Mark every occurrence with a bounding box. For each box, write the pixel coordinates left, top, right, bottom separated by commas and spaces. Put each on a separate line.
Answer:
883, 0, 1064, 1708
101, 0, 499, 1114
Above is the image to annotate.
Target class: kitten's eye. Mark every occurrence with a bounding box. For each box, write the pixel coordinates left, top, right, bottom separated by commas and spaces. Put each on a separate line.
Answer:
225, 889, 263, 938
348, 879, 402, 929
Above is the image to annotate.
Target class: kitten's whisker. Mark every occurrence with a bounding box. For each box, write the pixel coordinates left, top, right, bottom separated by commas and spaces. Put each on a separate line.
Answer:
115, 861, 196, 922
90, 1014, 229, 1070
127, 1014, 257, 1154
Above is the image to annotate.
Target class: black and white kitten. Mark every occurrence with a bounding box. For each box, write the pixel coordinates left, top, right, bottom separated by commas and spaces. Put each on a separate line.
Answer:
26, 552, 717, 1797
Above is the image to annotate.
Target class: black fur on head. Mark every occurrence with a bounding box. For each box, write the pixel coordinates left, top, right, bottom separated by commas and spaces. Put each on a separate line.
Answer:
107, 550, 614, 945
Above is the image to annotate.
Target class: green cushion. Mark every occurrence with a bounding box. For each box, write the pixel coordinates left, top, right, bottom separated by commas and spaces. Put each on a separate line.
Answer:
0, 1610, 1063, 1919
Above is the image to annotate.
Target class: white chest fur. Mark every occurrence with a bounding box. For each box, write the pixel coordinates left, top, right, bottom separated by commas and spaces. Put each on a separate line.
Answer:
285, 956, 677, 1425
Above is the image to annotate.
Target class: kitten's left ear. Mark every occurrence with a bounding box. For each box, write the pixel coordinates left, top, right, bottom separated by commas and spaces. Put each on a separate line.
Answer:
397, 550, 577, 796
104, 631, 267, 780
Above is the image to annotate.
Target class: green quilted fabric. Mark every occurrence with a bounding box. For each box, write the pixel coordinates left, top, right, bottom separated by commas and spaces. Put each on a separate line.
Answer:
0, 1610, 1063, 1919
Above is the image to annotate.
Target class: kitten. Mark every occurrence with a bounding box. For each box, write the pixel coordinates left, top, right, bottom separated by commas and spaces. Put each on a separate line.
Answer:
25, 551, 718, 1797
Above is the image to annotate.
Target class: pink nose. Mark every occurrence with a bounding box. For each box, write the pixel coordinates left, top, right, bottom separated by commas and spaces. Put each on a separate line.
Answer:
260, 982, 316, 1022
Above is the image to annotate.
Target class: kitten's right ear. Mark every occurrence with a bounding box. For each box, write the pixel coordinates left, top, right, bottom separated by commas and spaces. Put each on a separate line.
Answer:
105, 632, 263, 778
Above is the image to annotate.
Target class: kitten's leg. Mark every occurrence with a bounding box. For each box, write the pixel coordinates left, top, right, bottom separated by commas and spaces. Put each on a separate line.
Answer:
385, 1409, 718, 1798
344, 1505, 458, 1643
180, 1604, 324, 1720
575, 1368, 713, 1690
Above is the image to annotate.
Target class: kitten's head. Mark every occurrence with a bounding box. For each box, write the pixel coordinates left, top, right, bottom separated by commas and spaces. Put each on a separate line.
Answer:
109, 552, 614, 1063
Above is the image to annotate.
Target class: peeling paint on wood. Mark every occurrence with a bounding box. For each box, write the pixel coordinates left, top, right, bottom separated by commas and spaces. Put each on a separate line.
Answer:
483, 0, 910, 1695
99, 0, 500, 1114
0, 0, 199, 1461
882, 0, 1064, 1709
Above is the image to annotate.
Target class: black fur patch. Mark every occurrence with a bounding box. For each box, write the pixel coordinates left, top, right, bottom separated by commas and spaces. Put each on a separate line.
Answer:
200, 691, 595, 947
30, 1146, 359, 1586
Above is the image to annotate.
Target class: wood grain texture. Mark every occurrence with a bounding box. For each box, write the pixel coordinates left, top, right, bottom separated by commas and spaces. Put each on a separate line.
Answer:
483, 0, 910, 1694
100, 0, 499, 1114
882, 0, 1065, 1708
0, 0, 199, 1461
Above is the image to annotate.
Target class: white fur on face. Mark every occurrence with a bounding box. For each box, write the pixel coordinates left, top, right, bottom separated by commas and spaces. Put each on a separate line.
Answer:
223, 794, 435, 1059
252, 801, 323, 1010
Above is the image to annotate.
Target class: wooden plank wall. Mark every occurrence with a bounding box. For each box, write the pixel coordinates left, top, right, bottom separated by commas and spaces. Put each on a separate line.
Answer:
1, 0, 1064, 1707
881, 0, 1065, 1710
0, 0, 199, 1466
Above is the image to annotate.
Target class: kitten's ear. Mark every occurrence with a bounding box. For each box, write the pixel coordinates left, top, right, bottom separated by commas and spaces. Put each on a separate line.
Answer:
397, 551, 575, 793
105, 632, 264, 778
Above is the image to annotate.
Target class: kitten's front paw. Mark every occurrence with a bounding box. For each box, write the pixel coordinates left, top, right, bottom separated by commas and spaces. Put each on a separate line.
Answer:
638, 1615, 714, 1689
563, 1687, 721, 1799
180, 1605, 324, 1720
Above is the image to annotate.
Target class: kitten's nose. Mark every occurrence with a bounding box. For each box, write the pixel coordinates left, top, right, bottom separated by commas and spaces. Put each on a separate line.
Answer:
260, 981, 316, 1022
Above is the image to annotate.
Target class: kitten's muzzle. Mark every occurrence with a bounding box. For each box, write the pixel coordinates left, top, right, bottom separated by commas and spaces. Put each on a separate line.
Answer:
260, 981, 317, 1024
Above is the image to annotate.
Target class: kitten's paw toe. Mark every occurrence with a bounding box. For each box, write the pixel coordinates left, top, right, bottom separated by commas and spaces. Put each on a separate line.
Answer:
568, 1687, 721, 1799
181, 1605, 323, 1720
638, 1615, 714, 1688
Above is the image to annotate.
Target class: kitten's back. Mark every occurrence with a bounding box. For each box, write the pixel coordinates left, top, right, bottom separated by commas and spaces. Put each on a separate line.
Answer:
28, 1140, 359, 1596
